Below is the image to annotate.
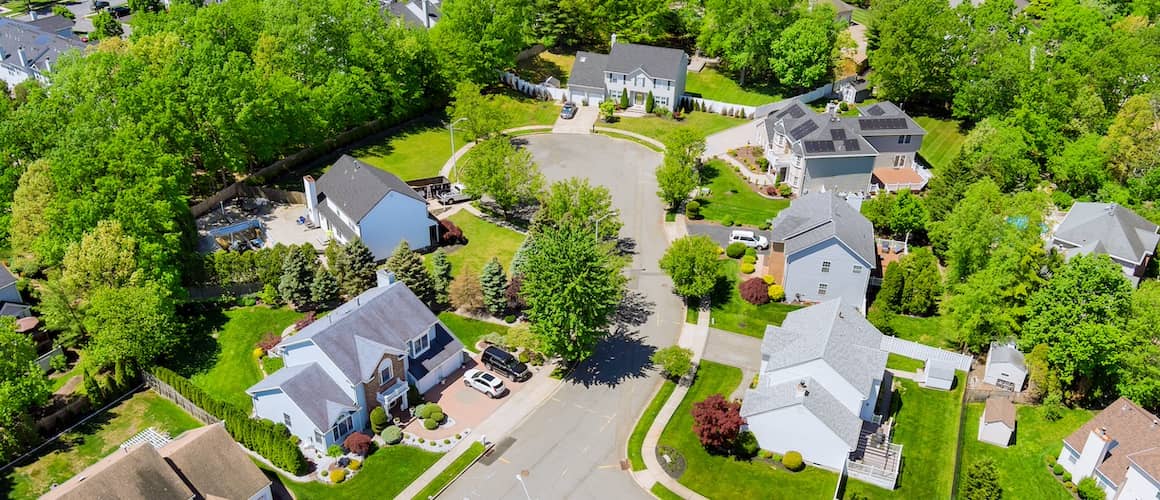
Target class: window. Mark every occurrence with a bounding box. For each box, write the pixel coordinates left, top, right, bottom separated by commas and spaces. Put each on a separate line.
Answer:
853, 265, 863, 274
636, 75, 645, 87
818, 283, 829, 295
821, 261, 831, 273
283, 413, 292, 427
657, 96, 668, 108
314, 430, 324, 445
893, 155, 906, 167
897, 135, 912, 144
410, 334, 430, 357
653, 78, 659, 87
380, 361, 394, 384
607, 73, 613, 82
331, 414, 353, 442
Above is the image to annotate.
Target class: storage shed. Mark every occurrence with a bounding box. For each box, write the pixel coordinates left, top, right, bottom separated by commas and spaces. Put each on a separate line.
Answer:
923, 359, 956, 391
978, 397, 1016, 447
984, 341, 1027, 392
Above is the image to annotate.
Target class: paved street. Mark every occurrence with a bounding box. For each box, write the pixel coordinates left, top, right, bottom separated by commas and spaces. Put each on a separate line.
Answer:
443, 134, 680, 499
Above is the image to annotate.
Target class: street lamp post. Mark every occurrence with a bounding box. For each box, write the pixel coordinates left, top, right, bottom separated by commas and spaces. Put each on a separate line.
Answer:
514, 473, 532, 500
447, 117, 469, 181
593, 210, 619, 241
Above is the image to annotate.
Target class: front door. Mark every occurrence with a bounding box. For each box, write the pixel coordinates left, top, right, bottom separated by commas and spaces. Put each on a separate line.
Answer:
634, 92, 645, 106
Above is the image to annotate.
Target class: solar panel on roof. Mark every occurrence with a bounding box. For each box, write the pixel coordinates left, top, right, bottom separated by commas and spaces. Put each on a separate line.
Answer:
858, 118, 907, 130
830, 129, 846, 140
788, 121, 819, 140
844, 139, 861, 151
787, 106, 806, 119
804, 141, 836, 153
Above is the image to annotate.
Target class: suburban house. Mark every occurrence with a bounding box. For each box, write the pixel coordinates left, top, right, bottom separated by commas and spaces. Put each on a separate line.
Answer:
1049, 202, 1159, 287
386, 0, 439, 28
978, 397, 1016, 448
566, 38, 688, 110
28, 15, 76, 39
983, 341, 1028, 392
741, 298, 901, 487
834, 75, 871, 104
43, 423, 272, 500
0, 18, 85, 89
755, 100, 926, 195
247, 272, 465, 450
766, 192, 876, 310
305, 155, 439, 261
1058, 397, 1160, 500
0, 263, 32, 318
922, 359, 956, 391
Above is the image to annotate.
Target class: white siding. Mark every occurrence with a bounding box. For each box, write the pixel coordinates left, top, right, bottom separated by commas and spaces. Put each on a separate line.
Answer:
783, 239, 870, 309
762, 359, 873, 418
358, 192, 435, 261
412, 351, 464, 393
1118, 463, 1160, 500
251, 389, 317, 445
977, 416, 1013, 447
604, 69, 680, 108
248, 485, 274, 500
983, 360, 1027, 389
746, 406, 852, 470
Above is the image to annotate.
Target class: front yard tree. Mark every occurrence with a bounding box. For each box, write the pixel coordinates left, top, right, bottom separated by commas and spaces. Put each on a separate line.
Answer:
599, 99, 616, 122
692, 393, 745, 452
429, 249, 453, 306
656, 161, 699, 210
651, 345, 694, 379
310, 268, 340, 306
521, 220, 626, 363
664, 129, 707, 178
278, 246, 316, 308
699, 0, 790, 86
433, 0, 532, 84
536, 178, 621, 241
660, 235, 722, 298
385, 241, 435, 304
336, 239, 376, 297
91, 10, 123, 40
459, 137, 545, 219
450, 267, 486, 314
618, 91, 630, 110
480, 257, 508, 316
447, 81, 513, 141
962, 459, 1002, 500
768, 8, 840, 89
645, 91, 655, 113
83, 283, 178, 370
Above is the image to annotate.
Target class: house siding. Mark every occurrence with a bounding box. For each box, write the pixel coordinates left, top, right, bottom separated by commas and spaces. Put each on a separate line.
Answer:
746, 406, 852, 471
357, 191, 436, 261
1119, 463, 1160, 500
802, 155, 876, 195
983, 360, 1027, 390
251, 389, 317, 446
603, 54, 688, 110
783, 239, 871, 309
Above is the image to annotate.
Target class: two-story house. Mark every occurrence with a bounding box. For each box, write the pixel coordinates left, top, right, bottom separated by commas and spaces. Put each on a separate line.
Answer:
1057, 398, 1160, 500
1049, 202, 1159, 288
766, 192, 876, 309
0, 18, 85, 89
756, 101, 926, 195
305, 155, 439, 261
246, 272, 465, 449
567, 37, 688, 110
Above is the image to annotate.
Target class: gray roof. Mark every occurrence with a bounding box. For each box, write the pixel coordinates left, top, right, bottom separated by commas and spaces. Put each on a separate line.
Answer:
605, 42, 686, 81
42, 443, 194, 500
835, 75, 870, 92
759, 298, 888, 397
830, 0, 857, 14
988, 342, 1026, 370
0, 18, 85, 73
408, 324, 462, 380
28, 15, 74, 35
925, 359, 957, 382
316, 155, 427, 223
769, 192, 876, 266
0, 263, 17, 289
159, 424, 271, 500
766, 101, 876, 158
854, 101, 926, 136
0, 303, 31, 318
1054, 202, 1160, 264
246, 363, 357, 431
568, 51, 609, 90
386, 0, 439, 28
740, 377, 863, 448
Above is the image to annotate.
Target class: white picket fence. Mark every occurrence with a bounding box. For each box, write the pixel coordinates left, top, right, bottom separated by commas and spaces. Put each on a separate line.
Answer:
880, 336, 973, 372
499, 71, 568, 102
681, 96, 757, 118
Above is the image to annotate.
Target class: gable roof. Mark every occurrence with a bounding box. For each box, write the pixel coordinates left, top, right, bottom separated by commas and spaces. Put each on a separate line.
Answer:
1129, 448, 1160, 483
0, 263, 17, 289
0, 18, 85, 72
28, 15, 74, 34
568, 51, 609, 90
158, 424, 270, 499
43, 443, 193, 500
983, 397, 1016, 429
315, 155, 427, 223
769, 192, 876, 266
766, 102, 876, 158
988, 342, 1026, 370
1064, 397, 1160, 486
854, 101, 926, 136
1053, 202, 1160, 265
830, 0, 857, 14
246, 363, 357, 431
605, 42, 685, 81
740, 376, 863, 448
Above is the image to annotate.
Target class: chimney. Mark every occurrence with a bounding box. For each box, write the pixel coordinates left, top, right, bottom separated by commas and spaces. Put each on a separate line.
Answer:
43, 58, 51, 73
610, 33, 617, 47
303, 176, 319, 226
17, 46, 28, 68
422, 0, 429, 29
376, 269, 396, 288
1073, 429, 1114, 481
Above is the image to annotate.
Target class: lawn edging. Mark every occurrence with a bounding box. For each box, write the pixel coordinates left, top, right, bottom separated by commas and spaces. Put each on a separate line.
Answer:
593, 126, 666, 151
410, 440, 489, 500
628, 380, 678, 470
438, 125, 555, 179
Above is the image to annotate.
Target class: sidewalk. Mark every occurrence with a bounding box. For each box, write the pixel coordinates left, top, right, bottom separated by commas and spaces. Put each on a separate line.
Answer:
437, 125, 554, 178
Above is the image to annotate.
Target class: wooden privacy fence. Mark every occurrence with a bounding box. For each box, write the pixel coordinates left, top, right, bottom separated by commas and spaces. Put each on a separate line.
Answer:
191, 184, 306, 218
144, 372, 221, 425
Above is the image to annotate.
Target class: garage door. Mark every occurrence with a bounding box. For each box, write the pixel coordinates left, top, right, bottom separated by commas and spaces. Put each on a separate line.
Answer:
438, 352, 463, 379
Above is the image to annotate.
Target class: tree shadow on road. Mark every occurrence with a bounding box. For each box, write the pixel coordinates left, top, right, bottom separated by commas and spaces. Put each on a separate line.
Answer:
613, 290, 654, 328
566, 330, 657, 389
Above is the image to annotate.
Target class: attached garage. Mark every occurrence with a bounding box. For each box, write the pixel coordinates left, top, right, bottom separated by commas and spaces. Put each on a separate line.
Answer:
408, 324, 467, 393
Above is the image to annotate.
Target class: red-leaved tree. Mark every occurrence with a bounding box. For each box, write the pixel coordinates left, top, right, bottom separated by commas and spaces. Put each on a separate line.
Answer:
739, 277, 770, 305
343, 432, 373, 456
692, 394, 745, 452
440, 219, 464, 244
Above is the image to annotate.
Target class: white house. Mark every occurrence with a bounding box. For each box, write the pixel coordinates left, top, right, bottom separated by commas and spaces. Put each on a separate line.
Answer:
247, 272, 465, 450
0, 18, 85, 90
306, 155, 439, 261
1050, 202, 1159, 288
922, 359, 956, 391
983, 341, 1027, 392
1058, 398, 1160, 499
766, 192, 876, 309
566, 38, 688, 110
978, 397, 1016, 447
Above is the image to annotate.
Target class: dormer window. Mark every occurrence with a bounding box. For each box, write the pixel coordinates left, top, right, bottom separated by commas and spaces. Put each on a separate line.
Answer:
410, 334, 430, 357
380, 361, 394, 384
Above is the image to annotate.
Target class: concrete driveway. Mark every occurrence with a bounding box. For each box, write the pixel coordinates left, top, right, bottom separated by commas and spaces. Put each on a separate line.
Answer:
686, 221, 771, 255
704, 119, 759, 157
702, 329, 763, 400
552, 104, 598, 134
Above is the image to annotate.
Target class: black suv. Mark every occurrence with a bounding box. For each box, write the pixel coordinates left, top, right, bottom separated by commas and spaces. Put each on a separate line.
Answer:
481, 346, 531, 382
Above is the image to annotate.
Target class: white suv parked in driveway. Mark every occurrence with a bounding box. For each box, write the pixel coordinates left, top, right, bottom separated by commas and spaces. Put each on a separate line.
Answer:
729, 230, 769, 250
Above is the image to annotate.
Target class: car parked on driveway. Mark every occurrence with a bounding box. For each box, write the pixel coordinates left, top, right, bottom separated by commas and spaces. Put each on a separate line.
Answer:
729, 229, 768, 250
464, 369, 508, 398
481, 346, 531, 382
559, 102, 578, 119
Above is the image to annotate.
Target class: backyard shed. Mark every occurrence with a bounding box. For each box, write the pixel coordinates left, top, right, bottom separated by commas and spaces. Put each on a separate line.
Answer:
978, 397, 1016, 447
984, 341, 1027, 392
923, 359, 956, 391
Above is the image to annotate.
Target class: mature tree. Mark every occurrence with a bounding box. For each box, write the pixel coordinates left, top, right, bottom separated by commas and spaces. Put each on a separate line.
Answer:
899, 248, 942, 316
278, 246, 317, 308
310, 268, 340, 306
873, 261, 904, 314
692, 393, 745, 452
699, 0, 792, 85
60, 220, 144, 298
449, 268, 486, 313
536, 178, 620, 241
1049, 135, 1109, 197
1118, 282, 1160, 410
335, 239, 377, 297
962, 459, 1003, 500
480, 257, 508, 316
955, 118, 1040, 192
660, 236, 722, 298
459, 137, 545, 218
84, 283, 177, 369
1101, 93, 1160, 182
127, 0, 164, 13
651, 345, 693, 379
521, 220, 626, 362
9, 159, 55, 269
656, 161, 698, 210
91, 10, 124, 40
384, 241, 434, 304
664, 129, 707, 178
447, 82, 513, 141
889, 190, 928, 241
870, 0, 958, 104
434, 0, 532, 84
931, 179, 1005, 282
0, 317, 51, 428
429, 249, 453, 306
768, 8, 840, 89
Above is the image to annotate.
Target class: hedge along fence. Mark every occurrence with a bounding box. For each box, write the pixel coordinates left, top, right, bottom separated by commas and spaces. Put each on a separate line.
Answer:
186, 243, 317, 288
148, 367, 308, 476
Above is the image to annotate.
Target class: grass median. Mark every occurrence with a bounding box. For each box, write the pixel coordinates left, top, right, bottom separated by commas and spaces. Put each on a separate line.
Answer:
628, 380, 678, 471
411, 441, 487, 500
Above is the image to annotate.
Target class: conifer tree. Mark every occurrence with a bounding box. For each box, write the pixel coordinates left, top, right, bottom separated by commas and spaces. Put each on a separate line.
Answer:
278, 248, 315, 308
429, 249, 453, 306
310, 268, 340, 306
384, 241, 434, 304
336, 239, 376, 297
481, 257, 508, 316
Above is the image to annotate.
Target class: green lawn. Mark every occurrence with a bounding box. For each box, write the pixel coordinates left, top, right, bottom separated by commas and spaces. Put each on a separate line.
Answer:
659, 361, 841, 499
852, 7, 873, 26
354, 124, 452, 181
959, 403, 1093, 500
48, 352, 85, 392
684, 69, 783, 106
437, 312, 512, 353
886, 353, 923, 373
913, 116, 968, 171
685, 299, 699, 324
258, 444, 442, 499
515, 52, 575, 85
710, 260, 803, 338
2, 391, 202, 499
628, 380, 677, 471
494, 89, 561, 127
605, 112, 746, 145
875, 312, 960, 350
844, 375, 965, 499
189, 306, 304, 410
697, 159, 791, 227
411, 441, 486, 500
651, 482, 684, 500
439, 211, 526, 276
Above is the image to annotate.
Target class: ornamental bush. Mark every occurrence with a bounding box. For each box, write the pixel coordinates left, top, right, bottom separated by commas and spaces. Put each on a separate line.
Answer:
349, 459, 362, 471
768, 285, 785, 302
370, 407, 389, 434
762, 275, 775, 285
1063, 471, 1072, 482
721, 216, 735, 226
742, 255, 757, 265
431, 411, 446, 423
423, 418, 438, 430
416, 403, 443, 420
740, 263, 756, 274
733, 430, 759, 459
726, 243, 746, 259
328, 444, 344, 457
782, 451, 804, 471
777, 183, 793, 197
685, 200, 701, 219
251, 348, 264, 361
1053, 463, 1064, 475
343, 432, 373, 456
1077, 477, 1105, 500
744, 247, 757, 257
330, 468, 347, 483
740, 277, 770, 305
381, 425, 403, 444
692, 394, 744, 452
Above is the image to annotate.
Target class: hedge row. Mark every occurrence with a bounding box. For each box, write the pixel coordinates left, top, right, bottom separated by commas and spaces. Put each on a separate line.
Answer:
187, 243, 316, 287
150, 366, 308, 475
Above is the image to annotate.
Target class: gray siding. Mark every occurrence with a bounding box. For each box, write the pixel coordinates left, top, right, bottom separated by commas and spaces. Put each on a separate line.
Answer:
803, 156, 875, 194
862, 135, 923, 155
783, 239, 870, 308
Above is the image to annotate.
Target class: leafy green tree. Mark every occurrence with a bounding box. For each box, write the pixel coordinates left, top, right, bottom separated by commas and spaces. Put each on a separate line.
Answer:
335, 239, 377, 297
869, 0, 958, 104
450, 267, 486, 313
1117, 281, 1160, 410
127, 0, 163, 12
60, 220, 144, 298
310, 268, 340, 306
536, 178, 620, 241
656, 161, 698, 210
659, 235, 722, 298
872, 261, 904, 314
458, 137, 545, 218
955, 118, 1040, 192
384, 241, 434, 304
899, 248, 942, 316
931, 179, 1005, 282
83, 283, 178, 370
429, 249, 453, 306
433, 0, 532, 83
1101, 93, 1160, 183
599, 99, 616, 122
521, 220, 626, 362
664, 129, 707, 179
651, 345, 694, 379
481, 257, 508, 316
0, 317, 51, 440
9, 159, 55, 269
962, 459, 1002, 500
889, 190, 928, 241
447, 82, 514, 141
1050, 135, 1110, 197
699, 0, 792, 85
91, 10, 124, 40
278, 246, 316, 307
768, 8, 840, 89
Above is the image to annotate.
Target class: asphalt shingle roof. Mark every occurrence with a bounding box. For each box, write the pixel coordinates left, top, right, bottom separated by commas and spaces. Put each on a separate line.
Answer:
1053, 202, 1160, 265
854, 101, 925, 136
768, 192, 876, 266
605, 42, 685, 81
568, 51, 609, 90
316, 155, 427, 223
988, 342, 1026, 369
741, 377, 863, 448
926, 359, 957, 383
246, 363, 357, 431
159, 424, 271, 500
0, 18, 85, 72
983, 397, 1016, 428
1063, 397, 1160, 486
766, 102, 877, 158
42, 443, 194, 500
0, 263, 17, 289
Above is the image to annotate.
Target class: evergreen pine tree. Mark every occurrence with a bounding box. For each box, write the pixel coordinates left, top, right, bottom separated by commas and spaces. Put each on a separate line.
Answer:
429, 249, 453, 306
336, 239, 376, 297
873, 261, 904, 313
645, 91, 655, 113
278, 247, 316, 308
310, 268, 340, 306
618, 91, 630, 109
480, 257, 508, 316
384, 241, 434, 304
83, 368, 104, 405
113, 360, 126, 391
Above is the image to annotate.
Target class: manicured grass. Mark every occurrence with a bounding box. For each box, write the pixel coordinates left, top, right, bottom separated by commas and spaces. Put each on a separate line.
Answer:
685, 300, 699, 324
258, 444, 442, 499
189, 306, 303, 410
651, 482, 684, 500
439, 211, 526, 276
659, 361, 841, 499
494, 89, 561, 127
913, 116, 968, 171
437, 312, 513, 353
886, 353, 923, 373
710, 260, 803, 338
261, 355, 284, 374
411, 441, 486, 500
514, 52, 575, 85
48, 353, 85, 392
876, 312, 960, 350
354, 124, 452, 181
684, 69, 783, 106
696, 159, 790, 227
959, 403, 1092, 500
852, 7, 873, 26
844, 375, 965, 499
605, 112, 746, 145
594, 129, 664, 152
3, 391, 203, 499
628, 380, 678, 471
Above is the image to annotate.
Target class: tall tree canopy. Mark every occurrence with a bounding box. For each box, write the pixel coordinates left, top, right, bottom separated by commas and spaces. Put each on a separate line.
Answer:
536, 178, 621, 241
434, 0, 532, 83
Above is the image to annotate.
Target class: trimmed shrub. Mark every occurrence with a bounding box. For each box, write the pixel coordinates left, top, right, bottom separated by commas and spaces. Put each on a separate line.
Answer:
721, 216, 735, 227
330, 468, 347, 483
328, 444, 344, 457
716, 246, 725, 255
419, 437, 425, 443
685, 200, 701, 219
760, 450, 774, 460
349, 459, 362, 471
370, 407, 389, 434
504, 314, 516, 323
740, 263, 756, 274
742, 255, 757, 265
423, 418, 438, 430
762, 275, 775, 285
740, 277, 770, 304
381, 425, 403, 445
725, 243, 747, 259
768, 285, 785, 302
1077, 477, 1105, 500
479, 332, 506, 348
518, 350, 530, 363
744, 247, 757, 257
251, 348, 264, 361
733, 430, 759, 459
431, 411, 446, 423
1063, 471, 1072, 482
1053, 463, 1064, 475
416, 403, 443, 420
782, 451, 805, 471
777, 183, 793, 197
440, 219, 464, 244
343, 432, 373, 456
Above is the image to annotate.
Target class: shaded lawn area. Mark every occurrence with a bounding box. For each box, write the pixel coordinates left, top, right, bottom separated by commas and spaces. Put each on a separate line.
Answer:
684, 69, 783, 106
258, 444, 442, 499
844, 375, 965, 499
696, 159, 790, 227
629, 380, 677, 471
886, 353, 923, 373
354, 124, 452, 181
2, 391, 202, 499
605, 112, 746, 145
411, 441, 486, 500
913, 116, 968, 171
710, 260, 803, 338
437, 312, 512, 353
439, 211, 525, 276
514, 51, 575, 85
188, 306, 304, 411
875, 312, 960, 350
659, 361, 841, 499
48, 352, 85, 392
493, 87, 561, 127
959, 403, 1092, 500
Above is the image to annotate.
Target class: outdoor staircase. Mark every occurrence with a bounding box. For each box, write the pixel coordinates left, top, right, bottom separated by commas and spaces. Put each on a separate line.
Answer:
846, 421, 902, 489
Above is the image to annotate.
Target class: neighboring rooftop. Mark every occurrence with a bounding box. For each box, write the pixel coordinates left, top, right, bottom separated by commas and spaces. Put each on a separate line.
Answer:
0, 18, 85, 72
27, 15, 75, 35
386, 0, 440, 28
605, 42, 686, 81
159, 424, 272, 500
769, 191, 876, 266
740, 376, 863, 448
1053, 202, 1160, 265
983, 397, 1016, 429
1063, 397, 1160, 486
0, 262, 17, 289
766, 101, 877, 158
988, 341, 1026, 369
315, 154, 427, 223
